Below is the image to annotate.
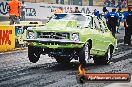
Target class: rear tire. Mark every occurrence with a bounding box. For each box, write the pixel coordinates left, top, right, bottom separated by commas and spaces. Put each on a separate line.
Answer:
93, 46, 113, 65
28, 46, 41, 63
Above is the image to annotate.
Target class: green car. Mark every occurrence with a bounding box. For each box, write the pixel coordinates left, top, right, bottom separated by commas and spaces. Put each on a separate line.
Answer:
25, 13, 117, 65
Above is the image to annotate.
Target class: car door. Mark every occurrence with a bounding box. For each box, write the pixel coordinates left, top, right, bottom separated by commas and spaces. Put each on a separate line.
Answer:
99, 19, 114, 52
90, 17, 105, 52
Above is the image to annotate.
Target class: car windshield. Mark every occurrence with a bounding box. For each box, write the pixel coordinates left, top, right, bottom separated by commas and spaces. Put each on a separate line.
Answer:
54, 14, 67, 19
52, 14, 91, 27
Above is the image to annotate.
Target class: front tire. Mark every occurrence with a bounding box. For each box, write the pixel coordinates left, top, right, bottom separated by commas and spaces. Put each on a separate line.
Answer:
28, 46, 41, 63
93, 46, 113, 65
79, 42, 90, 65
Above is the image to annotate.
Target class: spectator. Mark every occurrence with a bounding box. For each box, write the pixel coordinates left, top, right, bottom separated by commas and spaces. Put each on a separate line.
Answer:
123, 7, 132, 45
111, 0, 115, 7
20, 1, 26, 21
93, 9, 100, 19
60, 0, 64, 4
54, 7, 63, 14
117, 8, 123, 33
8, 0, 21, 25
73, 7, 81, 13
122, 0, 127, 8
116, 0, 122, 9
103, 6, 108, 14
105, 8, 119, 37
104, 0, 111, 7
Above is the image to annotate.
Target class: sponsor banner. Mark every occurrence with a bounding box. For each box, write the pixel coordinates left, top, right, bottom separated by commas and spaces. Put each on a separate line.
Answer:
0, 26, 15, 52
76, 65, 131, 84
0, 1, 112, 19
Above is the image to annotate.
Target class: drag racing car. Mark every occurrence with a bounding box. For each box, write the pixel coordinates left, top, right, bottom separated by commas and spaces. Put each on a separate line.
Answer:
25, 13, 117, 65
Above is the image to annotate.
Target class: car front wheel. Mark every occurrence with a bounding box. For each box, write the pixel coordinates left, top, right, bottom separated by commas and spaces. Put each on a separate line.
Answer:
79, 42, 90, 65
93, 46, 113, 65
28, 46, 41, 63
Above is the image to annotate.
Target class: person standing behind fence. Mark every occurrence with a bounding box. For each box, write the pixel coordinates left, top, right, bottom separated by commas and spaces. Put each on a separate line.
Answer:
8, 0, 21, 25
111, 0, 115, 7
123, 7, 132, 45
105, 8, 119, 37
20, 1, 26, 21
73, 7, 81, 13
122, 0, 127, 8
93, 9, 100, 19
103, 6, 108, 14
116, 8, 123, 33
116, 0, 122, 9
54, 7, 63, 14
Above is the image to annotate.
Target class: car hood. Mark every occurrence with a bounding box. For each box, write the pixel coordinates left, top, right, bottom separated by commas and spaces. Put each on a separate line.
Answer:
46, 20, 77, 28
29, 20, 83, 33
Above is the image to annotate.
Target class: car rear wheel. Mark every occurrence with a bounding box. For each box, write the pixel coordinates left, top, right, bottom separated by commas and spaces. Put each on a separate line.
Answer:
28, 46, 40, 63
93, 46, 113, 65
55, 56, 71, 64
79, 42, 90, 65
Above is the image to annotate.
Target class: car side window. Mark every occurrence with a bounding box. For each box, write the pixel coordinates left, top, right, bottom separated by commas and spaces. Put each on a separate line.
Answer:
99, 20, 108, 32
74, 15, 87, 27
99, 21, 105, 29
93, 18, 100, 30
87, 16, 93, 28
83, 16, 92, 28
89, 20, 93, 28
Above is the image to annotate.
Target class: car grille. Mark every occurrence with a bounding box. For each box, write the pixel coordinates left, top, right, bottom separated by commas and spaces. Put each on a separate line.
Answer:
37, 32, 70, 39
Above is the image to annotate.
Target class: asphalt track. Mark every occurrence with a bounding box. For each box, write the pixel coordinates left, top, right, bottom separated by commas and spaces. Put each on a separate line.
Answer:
0, 27, 132, 87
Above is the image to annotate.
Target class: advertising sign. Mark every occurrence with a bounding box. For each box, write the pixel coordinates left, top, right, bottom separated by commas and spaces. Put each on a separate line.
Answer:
0, 1, 112, 19
0, 26, 15, 52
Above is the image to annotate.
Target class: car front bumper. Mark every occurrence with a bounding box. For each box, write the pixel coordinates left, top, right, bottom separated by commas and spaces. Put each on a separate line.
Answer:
24, 38, 85, 48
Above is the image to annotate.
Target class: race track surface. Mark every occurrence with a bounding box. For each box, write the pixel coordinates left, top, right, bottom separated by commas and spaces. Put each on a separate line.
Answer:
0, 29, 132, 87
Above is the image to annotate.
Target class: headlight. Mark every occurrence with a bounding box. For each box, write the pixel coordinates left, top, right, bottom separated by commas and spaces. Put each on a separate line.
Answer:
71, 33, 79, 41
28, 32, 35, 39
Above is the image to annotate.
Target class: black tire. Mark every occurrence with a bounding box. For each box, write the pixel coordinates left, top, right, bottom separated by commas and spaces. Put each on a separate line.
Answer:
55, 56, 71, 64
28, 45, 41, 63
79, 42, 90, 65
93, 46, 113, 65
